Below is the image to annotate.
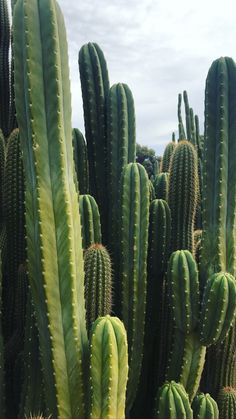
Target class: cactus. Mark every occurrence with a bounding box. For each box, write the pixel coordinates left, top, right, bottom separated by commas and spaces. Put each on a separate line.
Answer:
199, 272, 236, 346
132, 198, 171, 418
106, 83, 136, 300
178, 93, 186, 140
217, 387, 236, 418
192, 393, 219, 418
168, 140, 199, 253
13, 0, 88, 417
79, 42, 110, 240
154, 381, 193, 419
0, 232, 5, 417
2, 128, 26, 340
89, 315, 128, 419
0, 0, 10, 138
72, 128, 89, 195
149, 180, 156, 202
79, 194, 102, 249
118, 162, 149, 412
84, 244, 112, 330
167, 250, 199, 334
0, 129, 5, 222
160, 142, 176, 172
153, 172, 169, 200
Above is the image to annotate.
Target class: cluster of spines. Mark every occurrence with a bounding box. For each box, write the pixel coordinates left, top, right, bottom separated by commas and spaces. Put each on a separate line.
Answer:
84, 244, 112, 330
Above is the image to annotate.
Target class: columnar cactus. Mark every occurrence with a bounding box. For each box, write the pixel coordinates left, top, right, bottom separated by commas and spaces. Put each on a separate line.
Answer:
72, 128, 89, 195
160, 141, 176, 172
89, 316, 128, 419
168, 140, 199, 253
200, 57, 236, 399
0, 0, 10, 138
153, 172, 169, 200
106, 83, 136, 273
199, 272, 236, 346
0, 129, 5, 222
119, 162, 149, 412
217, 387, 236, 419
192, 393, 219, 418
13, 1, 88, 417
79, 194, 102, 249
0, 242, 5, 417
84, 244, 112, 330
79, 42, 110, 240
154, 381, 193, 419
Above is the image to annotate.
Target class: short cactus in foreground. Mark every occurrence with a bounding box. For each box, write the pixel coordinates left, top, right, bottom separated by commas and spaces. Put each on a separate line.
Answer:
192, 393, 219, 418
89, 315, 128, 419
154, 381, 193, 419
217, 387, 236, 418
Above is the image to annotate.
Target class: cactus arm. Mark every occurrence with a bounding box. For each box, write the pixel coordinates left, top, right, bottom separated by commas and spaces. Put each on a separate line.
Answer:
72, 128, 89, 194
178, 93, 186, 140
79, 194, 102, 249
13, 0, 88, 417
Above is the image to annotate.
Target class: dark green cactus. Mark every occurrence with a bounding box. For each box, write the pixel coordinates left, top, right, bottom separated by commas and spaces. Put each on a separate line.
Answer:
178, 93, 186, 140
13, 1, 88, 417
89, 315, 128, 419
79, 42, 110, 241
160, 142, 176, 172
149, 180, 156, 202
217, 387, 236, 419
167, 250, 199, 334
106, 82, 136, 300
154, 381, 193, 419
132, 198, 171, 419
168, 140, 199, 253
118, 162, 149, 412
0, 226, 6, 417
153, 172, 169, 200
199, 272, 236, 346
79, 194, 102, 249
72, 128, 89, 195
2, 128, 26, 340
84, 244, 112, 330
199, 57, 236, 401
192, 393, 219, 418
0, 129, 5, 222
0, 0, 10, 138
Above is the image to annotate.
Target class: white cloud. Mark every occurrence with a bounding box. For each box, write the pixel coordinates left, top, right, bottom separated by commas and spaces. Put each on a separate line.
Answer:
57, 0, 236, 154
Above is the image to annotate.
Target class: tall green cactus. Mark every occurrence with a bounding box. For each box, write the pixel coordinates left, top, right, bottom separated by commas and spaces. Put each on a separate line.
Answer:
153, 172, 169, 200
200, 57, 236, 399
118, 162, 149, 412
79, 194, 102, 250
79, 42, 110, 240
89, 316, 128, 419
84, 244, 112, 330
168, 140, 199, 253
160, 141, 176, 172
0, 0, 10, 138
13, 1, 88, 417
72, 128, 89, 195
0, 129, 5, 222
0, 228, 6, 418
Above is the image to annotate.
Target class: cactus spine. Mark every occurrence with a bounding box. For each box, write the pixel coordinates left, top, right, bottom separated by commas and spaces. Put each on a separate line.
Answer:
119, 162, 149, 412
79, 194, 102, 249
89, 316, 128, 419
84, 244, 112, 330
13, 1, 88, 417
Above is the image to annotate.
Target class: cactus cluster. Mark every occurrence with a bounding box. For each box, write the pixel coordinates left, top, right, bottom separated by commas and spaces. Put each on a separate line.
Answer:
0, 1, 235, 419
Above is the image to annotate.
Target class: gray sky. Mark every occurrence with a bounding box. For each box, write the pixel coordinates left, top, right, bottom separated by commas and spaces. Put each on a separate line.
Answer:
57, 0, 236, 154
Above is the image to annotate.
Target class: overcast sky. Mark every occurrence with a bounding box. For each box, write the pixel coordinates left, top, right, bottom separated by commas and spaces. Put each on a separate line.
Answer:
57, 0, 236, 154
